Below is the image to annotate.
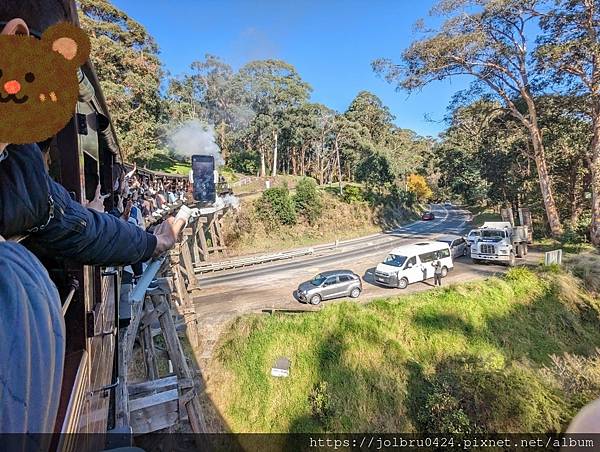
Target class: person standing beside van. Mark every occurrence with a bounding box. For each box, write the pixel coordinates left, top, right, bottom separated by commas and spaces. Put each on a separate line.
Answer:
433, 259, 443, 286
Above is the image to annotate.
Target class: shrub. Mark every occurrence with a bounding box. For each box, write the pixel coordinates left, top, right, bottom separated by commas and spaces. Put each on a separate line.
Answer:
418, 383, 477, 434
407, 174, 433, 201
389, 185, 417, 209
309, 381, 333, 427
293, 177, 323, 224
417, 355, 567, 433
219, 166, 238, 182
542, 350, 600, 410
255, 186, 297, 227
342, 185, 364, 204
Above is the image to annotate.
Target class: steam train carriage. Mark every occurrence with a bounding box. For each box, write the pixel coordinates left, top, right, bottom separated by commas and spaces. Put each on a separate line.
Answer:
0, 1, 186, 447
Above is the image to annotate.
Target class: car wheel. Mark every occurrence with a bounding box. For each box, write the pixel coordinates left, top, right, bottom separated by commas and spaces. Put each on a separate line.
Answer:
350, 287, 361, 298
397, 277, 408, 289
441, 266, 448, 278
310, 294, 322, 305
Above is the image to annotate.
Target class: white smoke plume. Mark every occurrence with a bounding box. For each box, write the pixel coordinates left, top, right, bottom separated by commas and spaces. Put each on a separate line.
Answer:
167, 119, 224, 167
213, 194, 241, 211
223, 194, 241, 210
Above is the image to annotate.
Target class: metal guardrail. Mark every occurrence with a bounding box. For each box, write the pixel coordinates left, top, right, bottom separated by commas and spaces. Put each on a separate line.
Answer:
193, 247, 316, 273
193, 237, 358, 274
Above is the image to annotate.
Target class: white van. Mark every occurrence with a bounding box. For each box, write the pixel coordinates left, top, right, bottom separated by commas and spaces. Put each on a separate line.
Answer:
374, 242, 454, 289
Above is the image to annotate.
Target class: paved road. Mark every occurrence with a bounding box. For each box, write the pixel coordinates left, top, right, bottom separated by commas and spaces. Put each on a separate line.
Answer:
193, 205, 540, 326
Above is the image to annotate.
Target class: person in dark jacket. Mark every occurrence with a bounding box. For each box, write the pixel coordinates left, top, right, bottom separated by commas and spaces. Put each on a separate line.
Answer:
0, 240, 64, 437
0, 142, 178, 265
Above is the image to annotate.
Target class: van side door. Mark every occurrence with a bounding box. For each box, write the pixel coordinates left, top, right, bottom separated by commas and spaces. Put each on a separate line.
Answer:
402, 256, 422, 283
418, 252, 436, 279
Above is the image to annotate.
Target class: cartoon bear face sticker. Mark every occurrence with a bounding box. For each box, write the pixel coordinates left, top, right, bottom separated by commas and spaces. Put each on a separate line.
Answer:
0, 22, 90, 144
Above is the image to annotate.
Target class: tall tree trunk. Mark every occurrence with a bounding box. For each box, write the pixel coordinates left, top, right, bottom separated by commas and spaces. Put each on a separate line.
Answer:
589, 114, 600, 246
518, 95, 563, 237
335, 137, 343, 195
271, 130, 278, 177
291, 147, 297, 175
569, 157, 582, 228
218, 121, 227, 161
260, 148, 266, 177
530, 132, 563, 237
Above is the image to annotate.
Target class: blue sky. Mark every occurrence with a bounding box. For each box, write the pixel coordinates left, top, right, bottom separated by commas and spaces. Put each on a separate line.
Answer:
112, 0, 471, 137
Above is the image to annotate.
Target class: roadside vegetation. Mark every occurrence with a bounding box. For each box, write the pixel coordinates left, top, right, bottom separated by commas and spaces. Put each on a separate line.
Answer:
222, 179, 423, 255
206, 262, 600, 433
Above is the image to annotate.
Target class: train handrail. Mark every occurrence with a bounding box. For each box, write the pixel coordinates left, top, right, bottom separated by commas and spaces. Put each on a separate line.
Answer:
130, 256, 166, 304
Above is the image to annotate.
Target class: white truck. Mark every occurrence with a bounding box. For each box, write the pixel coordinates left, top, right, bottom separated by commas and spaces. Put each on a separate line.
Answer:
470, 221, 529, 267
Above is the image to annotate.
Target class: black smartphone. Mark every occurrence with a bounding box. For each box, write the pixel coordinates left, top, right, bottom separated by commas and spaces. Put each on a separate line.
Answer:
191, 154, 216, 204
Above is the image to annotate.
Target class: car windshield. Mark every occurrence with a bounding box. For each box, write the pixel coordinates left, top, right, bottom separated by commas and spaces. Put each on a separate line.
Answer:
481, 230, 504, 239
311, 274, 327, 286
384, 254, 407, 267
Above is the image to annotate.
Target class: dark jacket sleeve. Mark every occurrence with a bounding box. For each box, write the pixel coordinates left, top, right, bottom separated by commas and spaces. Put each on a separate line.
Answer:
0, 144, 49, 238
28, 178, 157, 266
0, 241, 64, 435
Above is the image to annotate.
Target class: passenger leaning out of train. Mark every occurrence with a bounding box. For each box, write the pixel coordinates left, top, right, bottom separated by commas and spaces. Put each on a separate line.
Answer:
0, 17, 189, 438
0, 140, 183, 265
0, 19, 187, 266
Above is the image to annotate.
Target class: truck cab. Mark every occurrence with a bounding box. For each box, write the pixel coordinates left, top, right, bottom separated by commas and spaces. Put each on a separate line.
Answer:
470, 222, 528, 266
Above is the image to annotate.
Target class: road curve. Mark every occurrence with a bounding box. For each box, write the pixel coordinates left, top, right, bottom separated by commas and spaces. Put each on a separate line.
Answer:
199, 204, 470, 288
192, 205, 525, 323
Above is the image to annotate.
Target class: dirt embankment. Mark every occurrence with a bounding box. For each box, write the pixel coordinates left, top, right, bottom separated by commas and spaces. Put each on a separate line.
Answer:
221, 193, 415, 256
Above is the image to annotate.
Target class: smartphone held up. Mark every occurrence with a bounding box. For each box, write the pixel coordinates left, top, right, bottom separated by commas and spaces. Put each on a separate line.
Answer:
191, 154, 217, 205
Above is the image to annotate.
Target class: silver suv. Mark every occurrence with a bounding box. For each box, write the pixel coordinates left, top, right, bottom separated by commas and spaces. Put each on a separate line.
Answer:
296, 270, 362, 305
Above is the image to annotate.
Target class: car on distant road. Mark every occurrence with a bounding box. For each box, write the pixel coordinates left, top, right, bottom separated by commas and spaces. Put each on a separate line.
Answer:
436, 235, 469, 258
421, 212, 435, 221
444, 201, 453, 207
296, 270, 362, 305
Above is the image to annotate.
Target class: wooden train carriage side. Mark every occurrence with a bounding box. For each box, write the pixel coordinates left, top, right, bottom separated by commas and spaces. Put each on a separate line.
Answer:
1, 3, 194, 446
3, 1, 131, 445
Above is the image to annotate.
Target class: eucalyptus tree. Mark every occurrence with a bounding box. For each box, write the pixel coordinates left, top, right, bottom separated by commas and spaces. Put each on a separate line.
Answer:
79, 0, 165, 162
236, 60, 311, 176
538, 0, 600, 243
373, 0, 564, 236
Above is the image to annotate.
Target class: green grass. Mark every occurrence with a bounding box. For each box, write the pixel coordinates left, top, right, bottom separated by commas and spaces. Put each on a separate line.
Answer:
211, 268, 600, 433
146, 153, 191, 175
533, 238, 596, 255
470, 207, 502, 227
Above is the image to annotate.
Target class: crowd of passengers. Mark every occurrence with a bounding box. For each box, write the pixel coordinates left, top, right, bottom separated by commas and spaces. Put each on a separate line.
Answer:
107, 163, 190, 230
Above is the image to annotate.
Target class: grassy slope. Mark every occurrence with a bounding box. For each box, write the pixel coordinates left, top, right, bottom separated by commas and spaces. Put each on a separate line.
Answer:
146, 153, 191, 175
209, 267, 600, 433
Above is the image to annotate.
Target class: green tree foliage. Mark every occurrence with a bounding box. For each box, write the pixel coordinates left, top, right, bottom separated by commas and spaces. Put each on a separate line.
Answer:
78, 0, 164, 162
355, 149, 395, 191
293, 177, 323, 224
255, 186, 297, 227
538, 0, 600, 244
373, 0, 564, 237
